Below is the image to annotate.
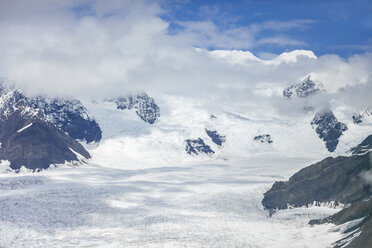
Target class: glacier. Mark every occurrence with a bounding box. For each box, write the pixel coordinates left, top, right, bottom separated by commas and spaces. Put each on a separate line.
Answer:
0, 92, 371, 247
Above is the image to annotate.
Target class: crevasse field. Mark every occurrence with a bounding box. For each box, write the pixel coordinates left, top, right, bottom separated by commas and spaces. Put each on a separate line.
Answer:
0, 95, 370, 248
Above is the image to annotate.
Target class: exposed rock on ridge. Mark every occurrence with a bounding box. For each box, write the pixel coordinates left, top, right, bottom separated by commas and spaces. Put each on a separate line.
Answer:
30, 97, 102, 143
311, 111, 348, 152
0, 97, 90, 171
114, 93, 160, 124
262, 152, 371, 211
185, 138, 215, 155
205, 129, 226, 146
283, 75, 323, 98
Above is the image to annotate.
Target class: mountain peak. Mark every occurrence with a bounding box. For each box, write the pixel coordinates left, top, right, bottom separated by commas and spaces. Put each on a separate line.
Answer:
283, 75, 324, 98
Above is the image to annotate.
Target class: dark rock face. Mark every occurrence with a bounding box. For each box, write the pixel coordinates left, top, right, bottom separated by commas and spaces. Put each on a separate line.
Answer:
205, 129, 226, 146
114, 93, 160, 124
185, 138, 214, 155
350, 135, 372, 155
262, 136, 372, 247
283, 75, 323, 98
262, 152, 372, 211
0, 84, 91, 171
0, 100, 90, 172
311, 111, 348, 152
30, 97, 102, 143
253, 134, 273, 144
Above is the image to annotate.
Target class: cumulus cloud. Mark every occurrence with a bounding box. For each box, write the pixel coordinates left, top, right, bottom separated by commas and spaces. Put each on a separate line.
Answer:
0, 0, 370, 115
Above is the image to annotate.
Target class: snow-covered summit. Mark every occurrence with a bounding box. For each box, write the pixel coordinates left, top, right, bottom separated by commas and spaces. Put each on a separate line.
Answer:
283, 75, 324, 98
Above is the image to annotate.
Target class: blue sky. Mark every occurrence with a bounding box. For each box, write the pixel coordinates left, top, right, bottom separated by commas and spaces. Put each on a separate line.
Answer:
162, 0, 372, 58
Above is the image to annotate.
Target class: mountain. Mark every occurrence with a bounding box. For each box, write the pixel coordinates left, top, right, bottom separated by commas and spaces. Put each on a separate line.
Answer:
283, 75, 324, 98
0, 86, 90, 171
114, 93, 160, 124
262, 138, 372, 247
30, 97, 102, 143
311, 111, 348, 152
262, 151, 371, 211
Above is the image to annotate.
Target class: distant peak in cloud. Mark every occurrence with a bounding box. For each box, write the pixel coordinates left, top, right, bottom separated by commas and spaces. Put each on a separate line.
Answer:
207, 49, 317, 65
270, 50, 317, 64
207, 49, 261, 64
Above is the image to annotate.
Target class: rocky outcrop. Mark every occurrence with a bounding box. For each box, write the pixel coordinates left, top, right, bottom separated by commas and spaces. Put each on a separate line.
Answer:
283, 75, 324, 98
114, 93, 160, 124
262, 152, 371, 211
311, 111, 348, 152
205, 129, 226, 146
253, 134, 273, 144
0, 83, 91, 171
0, 99, 90, 171
30, 97, 102, 143
185, 138, 214, 155
262, 136, 372, 247
0, 83, 102, 144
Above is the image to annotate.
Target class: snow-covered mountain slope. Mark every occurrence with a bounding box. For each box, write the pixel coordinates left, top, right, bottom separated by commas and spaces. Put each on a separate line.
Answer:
82, 92, 372, 169
0, 78, 369, 170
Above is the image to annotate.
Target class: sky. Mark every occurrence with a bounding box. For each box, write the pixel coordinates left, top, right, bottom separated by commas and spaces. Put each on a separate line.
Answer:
0, 0, 371, 111
163, 0, 372, 58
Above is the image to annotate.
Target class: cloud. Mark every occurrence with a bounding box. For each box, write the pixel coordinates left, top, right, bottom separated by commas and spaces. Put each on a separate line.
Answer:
172, 19, 315, 49
0, 0, 370, 116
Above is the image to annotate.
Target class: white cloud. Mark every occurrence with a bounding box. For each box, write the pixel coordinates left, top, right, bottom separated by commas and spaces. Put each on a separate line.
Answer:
0, 0, 370, 115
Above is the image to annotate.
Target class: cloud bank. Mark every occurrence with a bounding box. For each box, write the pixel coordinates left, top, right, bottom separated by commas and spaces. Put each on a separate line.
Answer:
0, 0, 371, 113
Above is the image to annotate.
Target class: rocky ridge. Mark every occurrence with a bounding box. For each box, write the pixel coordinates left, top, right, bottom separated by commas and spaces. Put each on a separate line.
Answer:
185, 138, 215, 155
114, 93, 160, 124
262, 136, 372, 247
311, 111, 348, 152
0, 84, 92, 171
283, 75, 324, 98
